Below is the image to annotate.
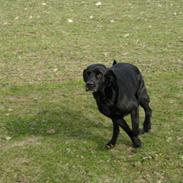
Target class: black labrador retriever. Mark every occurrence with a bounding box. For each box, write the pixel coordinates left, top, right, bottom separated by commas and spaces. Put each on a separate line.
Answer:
83, 60, 152, 149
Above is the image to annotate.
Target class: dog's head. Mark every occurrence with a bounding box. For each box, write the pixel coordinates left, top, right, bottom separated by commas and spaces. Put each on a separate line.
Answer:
83, 64, 107, 92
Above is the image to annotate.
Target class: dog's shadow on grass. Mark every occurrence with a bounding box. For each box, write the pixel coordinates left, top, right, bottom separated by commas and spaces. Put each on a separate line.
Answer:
5, 105, 110, 150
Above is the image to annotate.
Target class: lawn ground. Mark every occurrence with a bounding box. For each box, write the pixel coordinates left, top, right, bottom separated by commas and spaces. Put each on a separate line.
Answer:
0, 0, 183, 182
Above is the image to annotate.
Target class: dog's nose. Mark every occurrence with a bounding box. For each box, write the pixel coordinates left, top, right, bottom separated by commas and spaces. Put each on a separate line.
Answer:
86, 82, 94, 88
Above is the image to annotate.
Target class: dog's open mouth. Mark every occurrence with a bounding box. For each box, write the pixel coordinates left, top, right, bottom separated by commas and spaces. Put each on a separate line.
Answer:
85, 85, 97, 92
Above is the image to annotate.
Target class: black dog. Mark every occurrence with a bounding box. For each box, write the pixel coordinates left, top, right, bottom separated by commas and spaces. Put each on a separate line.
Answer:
83, 60, 152, 149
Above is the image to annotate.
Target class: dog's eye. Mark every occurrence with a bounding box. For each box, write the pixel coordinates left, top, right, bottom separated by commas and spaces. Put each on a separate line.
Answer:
87, 71, 91, 76
96, 73, 102, 79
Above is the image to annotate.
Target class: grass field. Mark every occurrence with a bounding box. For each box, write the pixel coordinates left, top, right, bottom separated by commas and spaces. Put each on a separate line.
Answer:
0, 0, 183, 182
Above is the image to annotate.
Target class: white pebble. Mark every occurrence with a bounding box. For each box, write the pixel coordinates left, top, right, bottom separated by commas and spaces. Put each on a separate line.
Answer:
67, 19, 73, 23
53, 68, 58, 72
158, 4, 162, 7
6, 136, 12, 141
95, 2, 102, 6
123, 33, 130, 38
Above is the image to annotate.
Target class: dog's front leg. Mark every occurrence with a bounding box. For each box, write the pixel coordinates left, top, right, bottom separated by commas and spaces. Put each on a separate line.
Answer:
115, 117, 142, 148
105, 120, 119, 149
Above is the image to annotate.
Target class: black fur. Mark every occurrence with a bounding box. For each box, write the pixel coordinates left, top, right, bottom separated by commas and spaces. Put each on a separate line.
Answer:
83, 61, 152, 149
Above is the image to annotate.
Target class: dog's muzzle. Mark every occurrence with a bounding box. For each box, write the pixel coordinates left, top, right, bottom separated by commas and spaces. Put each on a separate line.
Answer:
86, 82, 96, 91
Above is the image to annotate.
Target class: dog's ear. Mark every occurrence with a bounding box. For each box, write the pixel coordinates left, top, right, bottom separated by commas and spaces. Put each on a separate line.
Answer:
104, 70, 116, 86
113, 60, 117, 65
83, 69, 87, 82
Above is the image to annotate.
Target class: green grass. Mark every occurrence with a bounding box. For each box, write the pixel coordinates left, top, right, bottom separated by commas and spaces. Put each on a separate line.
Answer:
0, 0, 183, 182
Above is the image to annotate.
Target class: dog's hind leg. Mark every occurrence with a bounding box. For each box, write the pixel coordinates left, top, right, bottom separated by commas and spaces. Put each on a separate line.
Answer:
131, 107, 141, 136
105, 121, 120, 149
137, 74, 152, 133
140, 98, 152, 133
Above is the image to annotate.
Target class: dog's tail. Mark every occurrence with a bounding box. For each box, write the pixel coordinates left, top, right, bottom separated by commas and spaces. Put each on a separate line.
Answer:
113, 60, 117, 65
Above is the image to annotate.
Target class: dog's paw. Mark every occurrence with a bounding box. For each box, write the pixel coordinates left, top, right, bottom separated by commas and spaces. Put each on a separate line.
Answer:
143, 128, 151, 133
143, 126, 151, 133
143, 123, 151, 133
132, 137, 142, 148
105, 142, 115, 149
139, 127, 151, 135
